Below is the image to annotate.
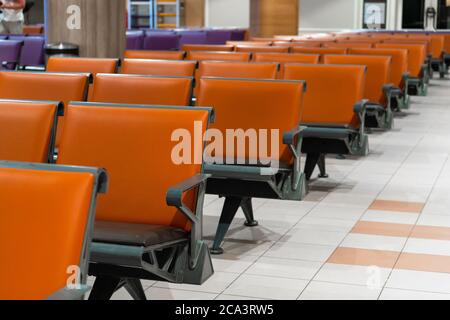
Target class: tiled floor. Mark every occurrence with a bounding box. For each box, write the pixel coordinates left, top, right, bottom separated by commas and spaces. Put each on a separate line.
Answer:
93, 77, 450, 300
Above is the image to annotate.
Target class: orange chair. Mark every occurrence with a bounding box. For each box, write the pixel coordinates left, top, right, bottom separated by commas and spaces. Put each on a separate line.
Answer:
0, 161, 107, 300
253, 53, 320, 78
121, 59, 196, 77
124, 50, 186, 60
0, 99, 62, 163
284, 64, 369, 179
291, 47, 347, 62
0, 71, 90, 146
275, 41, 322, 48
196, 78, 307, 254
195, 61, 278, 96
348, 48, 410, 109
186, 51, 251, 62
236, 46, 290, 53
324, 42, 373, 49
57, 102, 214, 300
226, 41, 272, 46
376, 43, 428, 95
46, 57, 119, 75
182, 44, 234, 52
46, 57, 120, 101
324, 55, 393, 129
89, 74, 193, 106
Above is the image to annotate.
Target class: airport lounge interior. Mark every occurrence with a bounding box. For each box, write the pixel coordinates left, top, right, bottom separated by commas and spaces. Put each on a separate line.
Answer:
2, 0, 450, 305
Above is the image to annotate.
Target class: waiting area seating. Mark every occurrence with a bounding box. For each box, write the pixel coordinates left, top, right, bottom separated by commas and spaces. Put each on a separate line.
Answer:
284, 64, 369, 180
56, 102, 214, 300
196, 78, 307, 254
0, 99, 62, 163
0, 161, 107, 300
121, 59, 197, 77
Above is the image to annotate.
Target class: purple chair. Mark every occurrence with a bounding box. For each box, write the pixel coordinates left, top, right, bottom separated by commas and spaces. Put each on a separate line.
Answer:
177, 30, 207, 47
19, 36, 45, 68
231, 29, 247, 41
126, 30, 144, 50
0, 35, 8, 40
206, 30, 233, 45
143, 31, 179, 50
0, 40, 23, 70
8, 35, 27, 41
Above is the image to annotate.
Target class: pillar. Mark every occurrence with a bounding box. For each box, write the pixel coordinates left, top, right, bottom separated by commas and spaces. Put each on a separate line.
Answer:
250, 0, 299, 37
46, 0, 126, 58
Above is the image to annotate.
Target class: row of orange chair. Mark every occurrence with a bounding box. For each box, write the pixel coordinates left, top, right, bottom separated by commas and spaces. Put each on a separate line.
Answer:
1, 61, 372, 298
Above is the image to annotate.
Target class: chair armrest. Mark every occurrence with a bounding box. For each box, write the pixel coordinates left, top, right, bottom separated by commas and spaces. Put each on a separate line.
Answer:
166, 174, 210, 209
283, 126, 305, 146
354, 99, 369, 144
166, 173, 210, 269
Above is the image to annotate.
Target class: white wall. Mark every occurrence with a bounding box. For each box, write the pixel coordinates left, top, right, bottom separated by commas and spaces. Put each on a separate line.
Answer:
299, 0, 358, 32
205, 0, 250, 28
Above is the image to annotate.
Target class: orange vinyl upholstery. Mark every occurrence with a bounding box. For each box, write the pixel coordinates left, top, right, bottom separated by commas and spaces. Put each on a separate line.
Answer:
235, 46, 290, 53
291, 47, 347, 62
121, 59, 196, 77
375, 43, 426, 78
186, 51, 251, 62
324, 55, 391, 105
324, 42, 374, 49
0, 100, 60, 163
0, 163, 100, 300
253, 53, 320, 78
57, 103, 210, 230
46, 57, 119, 75
0, 72, 89, 145
348, 48, 408, 89
284, 64, 366, 128
182, 44, 234, 52
196, 78, 305, 164
226, 41, 272, 46
89, 74, 193, 106
195, 61, 278, 96
124, 50, 186, 60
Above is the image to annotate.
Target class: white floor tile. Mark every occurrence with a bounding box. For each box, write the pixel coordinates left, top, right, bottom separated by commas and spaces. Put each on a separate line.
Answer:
299, 281, 381, 300
386, 269, 450, 294
264, 242, 337, 262
223, 274, 308, 300
245, 257, 322, 280
340, 233, 407, 252
379, 288, 450, 300
145, 287, 216, 300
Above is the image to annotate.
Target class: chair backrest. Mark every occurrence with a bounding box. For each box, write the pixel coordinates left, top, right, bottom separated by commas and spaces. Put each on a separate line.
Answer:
90, 74, 193, 106
143, 31, 179, 50
288, 41, 323, 47
195, 61, 278, 96
126, 31, 144, 50
348, 48, 408, 89
124, 50, 185, 60
196, 78, 305, 164
0, 40, 23, 70
227, 41, 272, 46
46, 57, 119, 75
430, 35, 445, 59
284, 64, 366, 128
375, 43, 426, 77
0, 71, 89, 145
324, 42, 373, 49
253, 53, 320, 78
178, 30, 208, 46
187, 51, 250, 62
324, 55, 391, 105
0, 161, 105, 300
57, 103, 211, 229
182, 44, 234, 52
0, 99, 61, 163
236, 46, 290, 53
121, 59, 196, 77
206, 30, 234, 45
18, 36, 45, 67
291, 47, 347, 62
382, 39, 430, 55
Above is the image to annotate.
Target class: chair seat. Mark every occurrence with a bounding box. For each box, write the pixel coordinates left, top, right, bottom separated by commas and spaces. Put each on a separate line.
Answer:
93, 221, 187, 247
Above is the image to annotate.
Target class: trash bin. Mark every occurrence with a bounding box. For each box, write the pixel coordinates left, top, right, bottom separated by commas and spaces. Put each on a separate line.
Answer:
44, 42, 79, 63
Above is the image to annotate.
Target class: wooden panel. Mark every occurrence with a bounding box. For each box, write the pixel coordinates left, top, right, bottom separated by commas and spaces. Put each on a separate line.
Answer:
47, 0, 126, 58
250, 0, 299, 37
184, 0, 205, 27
